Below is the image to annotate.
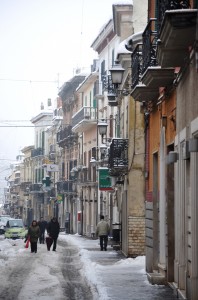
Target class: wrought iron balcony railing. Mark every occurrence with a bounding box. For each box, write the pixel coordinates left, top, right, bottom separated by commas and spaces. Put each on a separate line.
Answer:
131, 19, 158, 89
31, 147, 44, 157
131, 44, 143, 89
56, 181, 73, 193
14, 178, 20, 185
20, 182, 32, 192
108, 138, 128, 176
131, 1, 191, 89
57, 125, 77, 147
142, 19, 158, 74
57, 125, 72, 143
157, 0, 191, 30
29, 183, 43, 193
71, 107, 97, 129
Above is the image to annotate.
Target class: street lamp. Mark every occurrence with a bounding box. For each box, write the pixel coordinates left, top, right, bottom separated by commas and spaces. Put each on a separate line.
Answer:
70, 167, 78, 177
97, 120, 108, 136
109, 63, 125, 87
90, 157, 97, 167
107, 63, 129, 106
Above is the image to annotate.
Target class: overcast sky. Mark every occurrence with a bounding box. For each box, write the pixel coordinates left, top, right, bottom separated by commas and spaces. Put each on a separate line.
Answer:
0, 0, 125, 162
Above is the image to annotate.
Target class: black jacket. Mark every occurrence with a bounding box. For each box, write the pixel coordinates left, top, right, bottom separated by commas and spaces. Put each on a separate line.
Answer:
47, 219, 60, 238
38, 220, 47, 233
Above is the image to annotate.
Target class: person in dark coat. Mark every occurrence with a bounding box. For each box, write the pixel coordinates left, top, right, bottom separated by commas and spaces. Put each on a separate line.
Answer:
38, 217, 47, 244
47, 217, 60, 251
28, 220, 40, 253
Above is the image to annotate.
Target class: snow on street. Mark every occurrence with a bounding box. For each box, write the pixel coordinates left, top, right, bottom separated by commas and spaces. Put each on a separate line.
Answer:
0, 234, 96, 300
0, 233, 177, 300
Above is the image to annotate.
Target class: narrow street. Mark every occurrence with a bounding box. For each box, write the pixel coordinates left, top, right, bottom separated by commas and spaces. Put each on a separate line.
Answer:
0, 234, 178, 300
0, 236, 97, 300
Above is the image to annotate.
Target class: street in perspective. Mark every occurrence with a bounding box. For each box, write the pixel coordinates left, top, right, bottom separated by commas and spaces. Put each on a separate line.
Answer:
0, 233, 178, 300
0, 1, 198, 299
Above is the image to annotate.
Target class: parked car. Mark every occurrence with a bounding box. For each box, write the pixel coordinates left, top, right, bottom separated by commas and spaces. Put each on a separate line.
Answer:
4, 219, 27, 239
0, 216, 11, 234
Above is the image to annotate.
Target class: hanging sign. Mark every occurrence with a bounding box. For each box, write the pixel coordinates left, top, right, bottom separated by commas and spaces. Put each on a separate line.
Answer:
57, 194, 63, 203
46, 164, 59, 172
98, 167, 113, 191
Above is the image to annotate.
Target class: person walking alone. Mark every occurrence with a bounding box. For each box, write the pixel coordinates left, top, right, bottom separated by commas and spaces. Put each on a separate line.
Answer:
96, 215, 110, 251
28, 220, 40, 253
47, 217, 60, 251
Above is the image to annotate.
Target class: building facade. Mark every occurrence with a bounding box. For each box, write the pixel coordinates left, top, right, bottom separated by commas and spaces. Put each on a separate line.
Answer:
131, 0, 198, 299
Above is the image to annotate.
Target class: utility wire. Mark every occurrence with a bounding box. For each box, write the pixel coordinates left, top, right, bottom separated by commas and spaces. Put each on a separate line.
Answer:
0, 123, 70, 128
0, 78, 58, 83
0, 120, 32, 122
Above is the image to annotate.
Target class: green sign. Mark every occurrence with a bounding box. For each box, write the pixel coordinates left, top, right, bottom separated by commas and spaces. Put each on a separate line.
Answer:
57, 194, 63, 203
99, 167, 113, 191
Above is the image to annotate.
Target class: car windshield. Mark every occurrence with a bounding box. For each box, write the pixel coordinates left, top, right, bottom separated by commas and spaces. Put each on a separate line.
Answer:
0, 217, 10, 225
8, 220, 24, 228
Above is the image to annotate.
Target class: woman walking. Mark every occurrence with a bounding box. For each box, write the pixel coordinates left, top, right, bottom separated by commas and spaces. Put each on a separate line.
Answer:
28, 220, 40, 253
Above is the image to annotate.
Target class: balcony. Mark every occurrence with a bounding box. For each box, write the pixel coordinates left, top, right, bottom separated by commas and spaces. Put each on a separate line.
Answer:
131, 5, 192, 102
108, 138, 128, 177
72, 107, 97, 133
14, 178, 20, 185
131, 44, 143, 90
49, 144, 56, 160
57, 125, 78, 148
157, 9, 197, 68
29, 183, 43, 194
20, 182, 32, 192
31, 147, 44, 157
76, 179, 98, 188
56, 181, 73, 193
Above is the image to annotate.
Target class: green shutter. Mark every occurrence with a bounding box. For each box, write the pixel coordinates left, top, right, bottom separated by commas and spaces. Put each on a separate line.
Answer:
93, 98, 97, 108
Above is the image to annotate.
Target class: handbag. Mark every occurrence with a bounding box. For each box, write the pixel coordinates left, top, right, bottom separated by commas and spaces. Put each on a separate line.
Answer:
25, 237, 30, 249
46, 236, 53, 250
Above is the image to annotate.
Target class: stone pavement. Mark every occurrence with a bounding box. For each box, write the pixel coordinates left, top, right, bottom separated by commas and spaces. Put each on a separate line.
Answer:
75, 235, 179, 300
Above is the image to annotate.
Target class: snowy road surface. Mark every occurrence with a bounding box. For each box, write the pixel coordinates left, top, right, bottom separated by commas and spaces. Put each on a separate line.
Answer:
0, 234, 178, 300
0, 236, 97, 300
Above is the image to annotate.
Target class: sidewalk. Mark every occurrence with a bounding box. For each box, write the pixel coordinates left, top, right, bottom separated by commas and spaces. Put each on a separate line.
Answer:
63, 234, 178, 300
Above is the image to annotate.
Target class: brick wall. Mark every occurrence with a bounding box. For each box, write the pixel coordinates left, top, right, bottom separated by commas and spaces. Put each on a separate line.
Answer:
128, 216, 145, 257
